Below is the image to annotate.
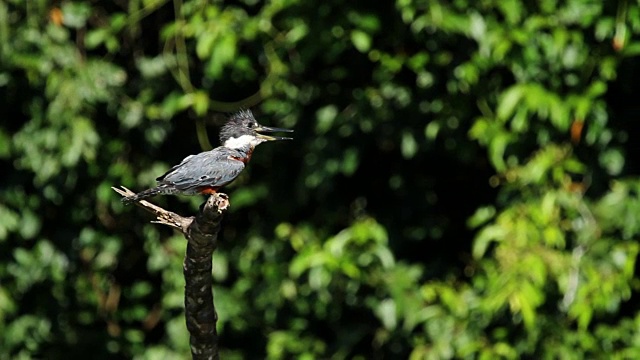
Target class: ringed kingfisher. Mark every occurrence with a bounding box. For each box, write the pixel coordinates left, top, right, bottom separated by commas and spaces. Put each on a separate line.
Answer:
122, 109, 292, 204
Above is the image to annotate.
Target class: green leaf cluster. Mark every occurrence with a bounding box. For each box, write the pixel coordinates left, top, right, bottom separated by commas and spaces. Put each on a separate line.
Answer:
2, 0, 640, 359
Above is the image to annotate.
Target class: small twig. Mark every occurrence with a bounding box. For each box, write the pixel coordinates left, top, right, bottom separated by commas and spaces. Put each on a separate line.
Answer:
113, 186, 229, 360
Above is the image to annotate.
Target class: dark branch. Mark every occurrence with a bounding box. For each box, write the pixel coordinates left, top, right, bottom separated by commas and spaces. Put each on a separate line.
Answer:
183, 194, 228, 360
113, 186, 229, 360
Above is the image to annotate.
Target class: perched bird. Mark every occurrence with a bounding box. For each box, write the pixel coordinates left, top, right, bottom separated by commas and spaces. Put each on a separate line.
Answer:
122, 110, 292, 204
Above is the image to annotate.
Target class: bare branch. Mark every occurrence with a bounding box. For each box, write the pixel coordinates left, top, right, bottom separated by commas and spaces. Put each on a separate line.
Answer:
112, 186, 193, 231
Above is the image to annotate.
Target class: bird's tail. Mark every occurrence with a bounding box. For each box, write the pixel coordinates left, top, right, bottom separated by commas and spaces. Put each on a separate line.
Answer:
122, 184, 173, 204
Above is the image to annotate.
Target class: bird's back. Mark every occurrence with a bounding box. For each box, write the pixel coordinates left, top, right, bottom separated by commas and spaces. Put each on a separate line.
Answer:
157, 147, 247, 194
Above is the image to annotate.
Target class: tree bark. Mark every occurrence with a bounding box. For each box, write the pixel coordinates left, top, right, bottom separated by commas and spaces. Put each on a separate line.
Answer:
112, 186, 228, 360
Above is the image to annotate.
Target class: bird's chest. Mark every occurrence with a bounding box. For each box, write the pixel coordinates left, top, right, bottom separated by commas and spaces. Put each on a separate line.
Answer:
228, 148, 253, 164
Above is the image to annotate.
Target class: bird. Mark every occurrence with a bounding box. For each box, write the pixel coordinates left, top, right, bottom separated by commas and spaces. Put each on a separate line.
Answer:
122, 109, 292, 204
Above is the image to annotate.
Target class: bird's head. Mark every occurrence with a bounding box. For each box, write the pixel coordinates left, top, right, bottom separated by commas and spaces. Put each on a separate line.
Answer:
220, 110, 293, 149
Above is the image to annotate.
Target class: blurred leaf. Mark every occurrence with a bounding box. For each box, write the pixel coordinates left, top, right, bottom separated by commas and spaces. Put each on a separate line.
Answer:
315, 105, 338, 134
61, 2, 91, 29
401, 131, 418, 159
467, 206, 496, 228
206, 33, 237, 79
497, 85, 524, 121
351, 30, 372, 53
599, 149, 625, 176
376, 299, 398, 330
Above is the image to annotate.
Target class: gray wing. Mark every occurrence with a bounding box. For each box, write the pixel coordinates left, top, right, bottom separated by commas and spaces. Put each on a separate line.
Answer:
157, 149, 245, 191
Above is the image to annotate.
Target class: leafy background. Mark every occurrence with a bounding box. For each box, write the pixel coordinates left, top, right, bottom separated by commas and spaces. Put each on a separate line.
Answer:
2, 0, 640, 359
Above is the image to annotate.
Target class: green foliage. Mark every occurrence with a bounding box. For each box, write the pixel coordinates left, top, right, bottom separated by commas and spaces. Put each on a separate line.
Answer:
2, 0, 640, 359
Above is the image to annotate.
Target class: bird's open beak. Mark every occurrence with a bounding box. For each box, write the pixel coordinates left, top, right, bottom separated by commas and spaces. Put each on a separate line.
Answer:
255, 124, 293, 141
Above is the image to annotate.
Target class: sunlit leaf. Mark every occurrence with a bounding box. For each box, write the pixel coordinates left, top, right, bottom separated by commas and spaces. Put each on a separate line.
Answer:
351, 30, 372, 53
